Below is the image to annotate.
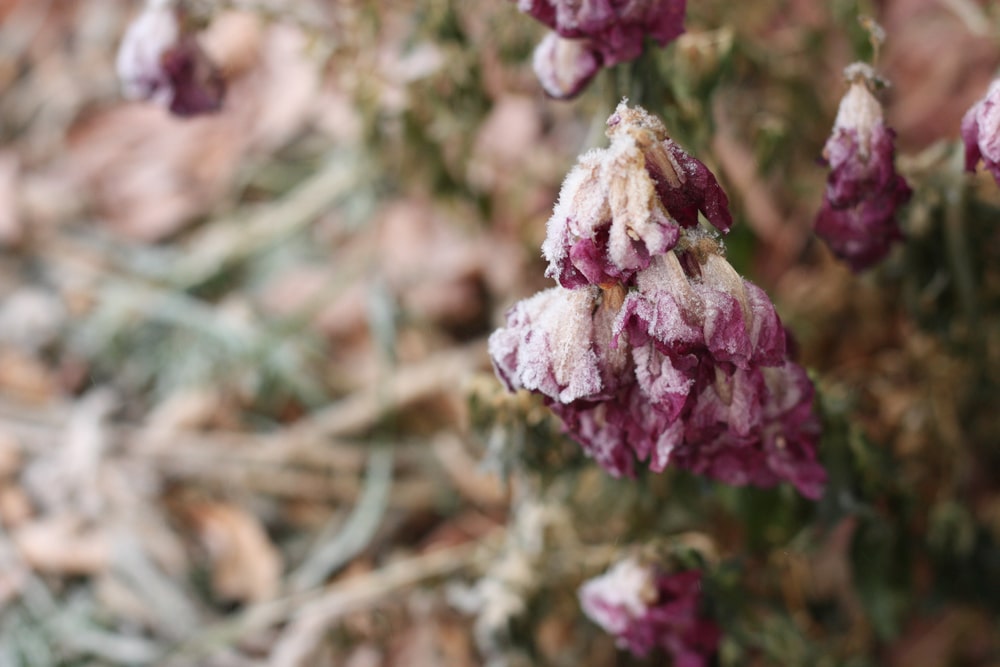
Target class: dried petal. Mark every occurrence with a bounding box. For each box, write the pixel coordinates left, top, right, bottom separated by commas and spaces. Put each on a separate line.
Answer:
532, 33, 601, 99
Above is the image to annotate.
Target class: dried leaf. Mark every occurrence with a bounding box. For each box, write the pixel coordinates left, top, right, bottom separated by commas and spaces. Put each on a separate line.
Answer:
188, 501, 282, 604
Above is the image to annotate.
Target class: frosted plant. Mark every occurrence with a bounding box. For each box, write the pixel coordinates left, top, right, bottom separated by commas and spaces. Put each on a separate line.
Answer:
514, 0, 687, 98
961, 78, 1000, 185
814, 63, 911, 271
116, 0, 225, 116
489, 102, 826, 497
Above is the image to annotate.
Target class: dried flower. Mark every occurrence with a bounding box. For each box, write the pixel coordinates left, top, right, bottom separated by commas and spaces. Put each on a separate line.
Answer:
489, 103, 825, 498
580, 558, 720, 663
116, 0, 225, 117
814, 63, 911, 272
515, 0, 687, 98
961, 78, 1000, 185
542, 103, 732, 289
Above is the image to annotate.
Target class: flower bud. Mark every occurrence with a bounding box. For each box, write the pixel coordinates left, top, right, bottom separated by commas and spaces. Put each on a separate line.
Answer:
514, 0, 687, 97
116, 0, 225, 117
579, 558, 720, 663
814, 64, 911, 271
542, 102, 731, 288
961, 78, 1000, 185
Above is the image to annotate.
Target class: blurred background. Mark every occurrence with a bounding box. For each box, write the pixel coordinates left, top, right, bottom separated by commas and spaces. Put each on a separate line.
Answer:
0, 0, 998, 665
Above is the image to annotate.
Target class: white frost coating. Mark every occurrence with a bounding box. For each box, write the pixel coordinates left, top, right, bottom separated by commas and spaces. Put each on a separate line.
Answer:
116, 2, 179, 103
832, 83, 882, 156
579, 557, 657, 634
488, 286, 606, 403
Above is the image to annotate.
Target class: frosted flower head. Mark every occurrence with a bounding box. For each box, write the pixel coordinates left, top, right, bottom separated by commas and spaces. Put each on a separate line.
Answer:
961, 78, 1000, 185
116, 1, 225, 117
488, 285, 629, 404
814, 64, 911, 271
580, 559, 720, 663
543, 103, 732, 289
515, 0, 686, 98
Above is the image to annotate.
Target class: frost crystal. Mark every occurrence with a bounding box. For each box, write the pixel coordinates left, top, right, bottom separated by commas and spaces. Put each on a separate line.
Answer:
814, 66, 911, 271
961, 78, 1000, 185
515, 0, 687, 99
116, 0, 225, 117
489, 103, 825, 498
580, 559, 720, 663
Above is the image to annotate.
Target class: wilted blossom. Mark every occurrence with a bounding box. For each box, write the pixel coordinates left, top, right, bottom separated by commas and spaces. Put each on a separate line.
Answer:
515, 0, 687, 98
116, 0, 225, 117
961, 78, 1000, 185
542, 103, 732, 289
579, 557, 720, 663
815, 63, 911, 272
489, 102, 826, 497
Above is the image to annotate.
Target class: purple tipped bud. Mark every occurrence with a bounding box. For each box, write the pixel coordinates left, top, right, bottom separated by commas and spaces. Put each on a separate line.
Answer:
580, 559, 720, 663
814, 65, 911, 271
116, 1, 225, 117
961, 78, 1000, 185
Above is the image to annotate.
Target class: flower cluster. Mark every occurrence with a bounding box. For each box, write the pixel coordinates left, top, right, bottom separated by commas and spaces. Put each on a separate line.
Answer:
116, 0, 225, 117
514, 0, 687, 98
489, 103, 826, 498
814, 63, 911, 272
579, 557, 720, 663
961, 78, 1000, 186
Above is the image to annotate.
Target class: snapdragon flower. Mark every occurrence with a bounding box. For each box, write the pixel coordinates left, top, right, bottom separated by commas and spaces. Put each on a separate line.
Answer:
579, 557, 720, 663
515, 0, 687, 98
814, 64, 911, 271
961, 78, 1000, 185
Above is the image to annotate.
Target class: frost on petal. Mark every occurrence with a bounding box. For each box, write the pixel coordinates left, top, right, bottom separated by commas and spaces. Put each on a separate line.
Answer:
815, 78, 911, 271
488, 286, 614, 404
961, 79, 1000, 185
580, 561, 720, 663
632, 343, 694, 423
532, 33, 601, 100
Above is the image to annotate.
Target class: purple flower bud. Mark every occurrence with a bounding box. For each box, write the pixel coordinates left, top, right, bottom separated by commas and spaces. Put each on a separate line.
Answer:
532, 33, 602, 100
542, 103, 731, 288
517, 0, 687, 69
961, 79, 1000, 185
579, 559, 720, 663
815, 66, 911, 271
488, 285, 628, 404
116, 1, 225, 117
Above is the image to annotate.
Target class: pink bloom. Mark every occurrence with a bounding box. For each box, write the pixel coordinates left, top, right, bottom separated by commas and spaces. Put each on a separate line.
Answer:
116, 1, 225, 117
961, 78, 1000, 185
815, 65, 911, 271
515, 0, 687, 98
580, 559, 720, 663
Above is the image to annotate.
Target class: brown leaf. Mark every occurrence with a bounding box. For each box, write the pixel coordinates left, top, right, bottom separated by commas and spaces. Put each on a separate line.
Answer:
187, 501, 282, 604
13, 515, 110, 575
